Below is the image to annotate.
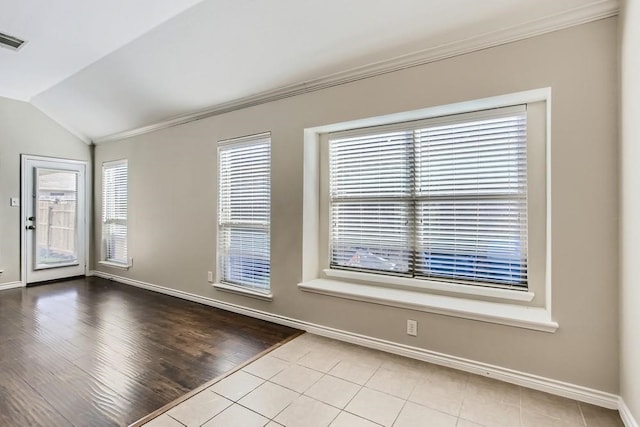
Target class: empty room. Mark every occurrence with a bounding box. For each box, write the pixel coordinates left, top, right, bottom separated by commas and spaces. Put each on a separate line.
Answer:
0, 0, 638, 426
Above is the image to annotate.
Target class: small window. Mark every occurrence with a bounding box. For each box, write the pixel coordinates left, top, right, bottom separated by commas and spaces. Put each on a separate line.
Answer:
101, 160, 128, 265
328, 106, 528, 289
218, 133, 271, 292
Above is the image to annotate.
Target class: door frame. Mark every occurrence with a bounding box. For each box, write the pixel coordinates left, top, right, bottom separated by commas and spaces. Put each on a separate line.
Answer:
20, 154, 91, 285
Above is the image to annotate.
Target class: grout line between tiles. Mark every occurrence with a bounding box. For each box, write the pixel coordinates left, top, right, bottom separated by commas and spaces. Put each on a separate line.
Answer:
167, 414, 186, 426
392, 398, 410, 426
577, 401, 588, 427
268, 393, 300, 424
219, 402, 273, 425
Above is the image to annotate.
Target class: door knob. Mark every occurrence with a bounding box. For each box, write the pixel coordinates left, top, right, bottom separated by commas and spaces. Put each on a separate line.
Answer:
26, 225, 35, 230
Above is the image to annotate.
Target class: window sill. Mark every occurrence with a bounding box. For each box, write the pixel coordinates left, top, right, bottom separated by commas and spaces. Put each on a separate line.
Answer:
298, 278, 558, 333
324, 269, 534, 302
213, 282, 273, 301
98, 260, 132, 270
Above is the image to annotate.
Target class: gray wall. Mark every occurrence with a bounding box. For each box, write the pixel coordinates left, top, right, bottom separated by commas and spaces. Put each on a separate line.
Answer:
0, 97, 90, 285
620, 0, 640, 420
94, 18, 619, 393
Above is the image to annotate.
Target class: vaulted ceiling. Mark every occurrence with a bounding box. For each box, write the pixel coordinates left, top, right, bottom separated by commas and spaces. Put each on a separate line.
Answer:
0, 0, 618, 142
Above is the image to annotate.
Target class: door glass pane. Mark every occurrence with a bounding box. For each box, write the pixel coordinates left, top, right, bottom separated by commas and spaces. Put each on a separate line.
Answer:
35, 168, 79, 269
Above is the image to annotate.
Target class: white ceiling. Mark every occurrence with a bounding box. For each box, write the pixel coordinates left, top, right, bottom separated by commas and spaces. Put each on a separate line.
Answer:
0, 0, 615, 141
0, 0, 204, 101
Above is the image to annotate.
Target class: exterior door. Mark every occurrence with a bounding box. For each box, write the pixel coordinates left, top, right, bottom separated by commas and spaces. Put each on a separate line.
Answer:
23, 156, 87, 283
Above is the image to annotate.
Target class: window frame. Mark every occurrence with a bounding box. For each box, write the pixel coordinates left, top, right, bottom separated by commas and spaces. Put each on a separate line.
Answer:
99, 159, 130, 269
300, 89, 557, 332
215, 132, 272, 299
326, 106, 529, 290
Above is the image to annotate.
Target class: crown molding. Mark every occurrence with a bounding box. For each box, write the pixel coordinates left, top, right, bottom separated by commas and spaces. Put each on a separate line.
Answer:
93, 0, 619, 145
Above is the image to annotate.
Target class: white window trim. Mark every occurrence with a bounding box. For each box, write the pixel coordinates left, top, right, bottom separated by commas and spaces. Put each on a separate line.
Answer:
101, 159, 131, 269
212, 282, 273, 301
98, 260, 132, 270
323, 269, 535, 302
300, 88, 556, 332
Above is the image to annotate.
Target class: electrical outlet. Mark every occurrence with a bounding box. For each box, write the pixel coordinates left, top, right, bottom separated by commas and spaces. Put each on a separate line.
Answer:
9, 198, 19, 207
406, 319, 418, 336
207, 271, 213, 282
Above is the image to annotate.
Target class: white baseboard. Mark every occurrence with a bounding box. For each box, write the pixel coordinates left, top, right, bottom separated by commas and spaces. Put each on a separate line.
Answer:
90, 270, 620, 410
620, 398, 639, 427
0, 281, 24, 291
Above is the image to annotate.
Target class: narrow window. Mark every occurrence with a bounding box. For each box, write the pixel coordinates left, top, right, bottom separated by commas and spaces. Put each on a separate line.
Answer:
218, 133, 271, 292
101, 160, 128, 265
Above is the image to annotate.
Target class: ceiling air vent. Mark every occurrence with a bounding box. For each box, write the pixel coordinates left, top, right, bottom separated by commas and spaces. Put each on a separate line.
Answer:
0, 31, 26, 51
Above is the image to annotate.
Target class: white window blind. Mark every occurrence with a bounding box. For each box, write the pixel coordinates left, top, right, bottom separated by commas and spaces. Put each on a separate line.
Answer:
329, 106, 528, 288
218, 133, 271, 292
102, 160, 128, 265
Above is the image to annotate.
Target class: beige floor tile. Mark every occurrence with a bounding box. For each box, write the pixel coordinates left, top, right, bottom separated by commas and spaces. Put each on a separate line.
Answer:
521, 388, 583, 424
305, 375, 361, 409
270, 340, 312, 363
340, 351, 385, 373
275, 395, 340, 427
143, 414, 184, 427
522, 409, 583, 427
238, 381, 299, 419
297, 348, 343, 373
330, 411, 381, 426
265, 423, 284, 426
580, 403, 624, 427
243, 355, 290, 380
167, 391, 232, 427
464, 375, 521, 406
409, 376, 465, 416
295, 333, 336, 349
345, 387, 404, 427
365, 366, 418, 399
379, 352, 428, 373
320, 339, 357, 354
394, 401, 458, 427
209, 371, 264, 401
421, 364, 470, 393
270, 364, 323, 393
202, 403, 269, 427
328, 360, 378, 385
460, 398, 520, 427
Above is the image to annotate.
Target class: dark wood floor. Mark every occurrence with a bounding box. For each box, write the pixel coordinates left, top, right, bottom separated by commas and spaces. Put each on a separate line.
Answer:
0, 277, 299, 426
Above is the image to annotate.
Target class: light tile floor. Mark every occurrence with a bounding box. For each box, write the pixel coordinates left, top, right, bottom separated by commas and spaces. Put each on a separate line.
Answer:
143, 333, 623, 427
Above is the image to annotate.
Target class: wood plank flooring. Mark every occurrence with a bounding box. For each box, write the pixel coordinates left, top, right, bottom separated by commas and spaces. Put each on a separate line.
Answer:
0, 277, 299, 426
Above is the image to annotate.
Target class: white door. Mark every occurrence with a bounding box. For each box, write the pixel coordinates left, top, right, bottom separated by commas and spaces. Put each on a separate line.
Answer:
23, 156, 87, 284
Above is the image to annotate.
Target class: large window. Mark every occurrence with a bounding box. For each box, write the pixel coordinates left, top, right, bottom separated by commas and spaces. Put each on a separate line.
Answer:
218, 133, 271, 292
328, 106, 528, 289
101, 160, 128, 266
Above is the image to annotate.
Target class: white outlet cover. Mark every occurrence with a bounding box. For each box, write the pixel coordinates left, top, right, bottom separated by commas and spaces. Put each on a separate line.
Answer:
407, 319, 418, 336
10, 197, 20, 207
